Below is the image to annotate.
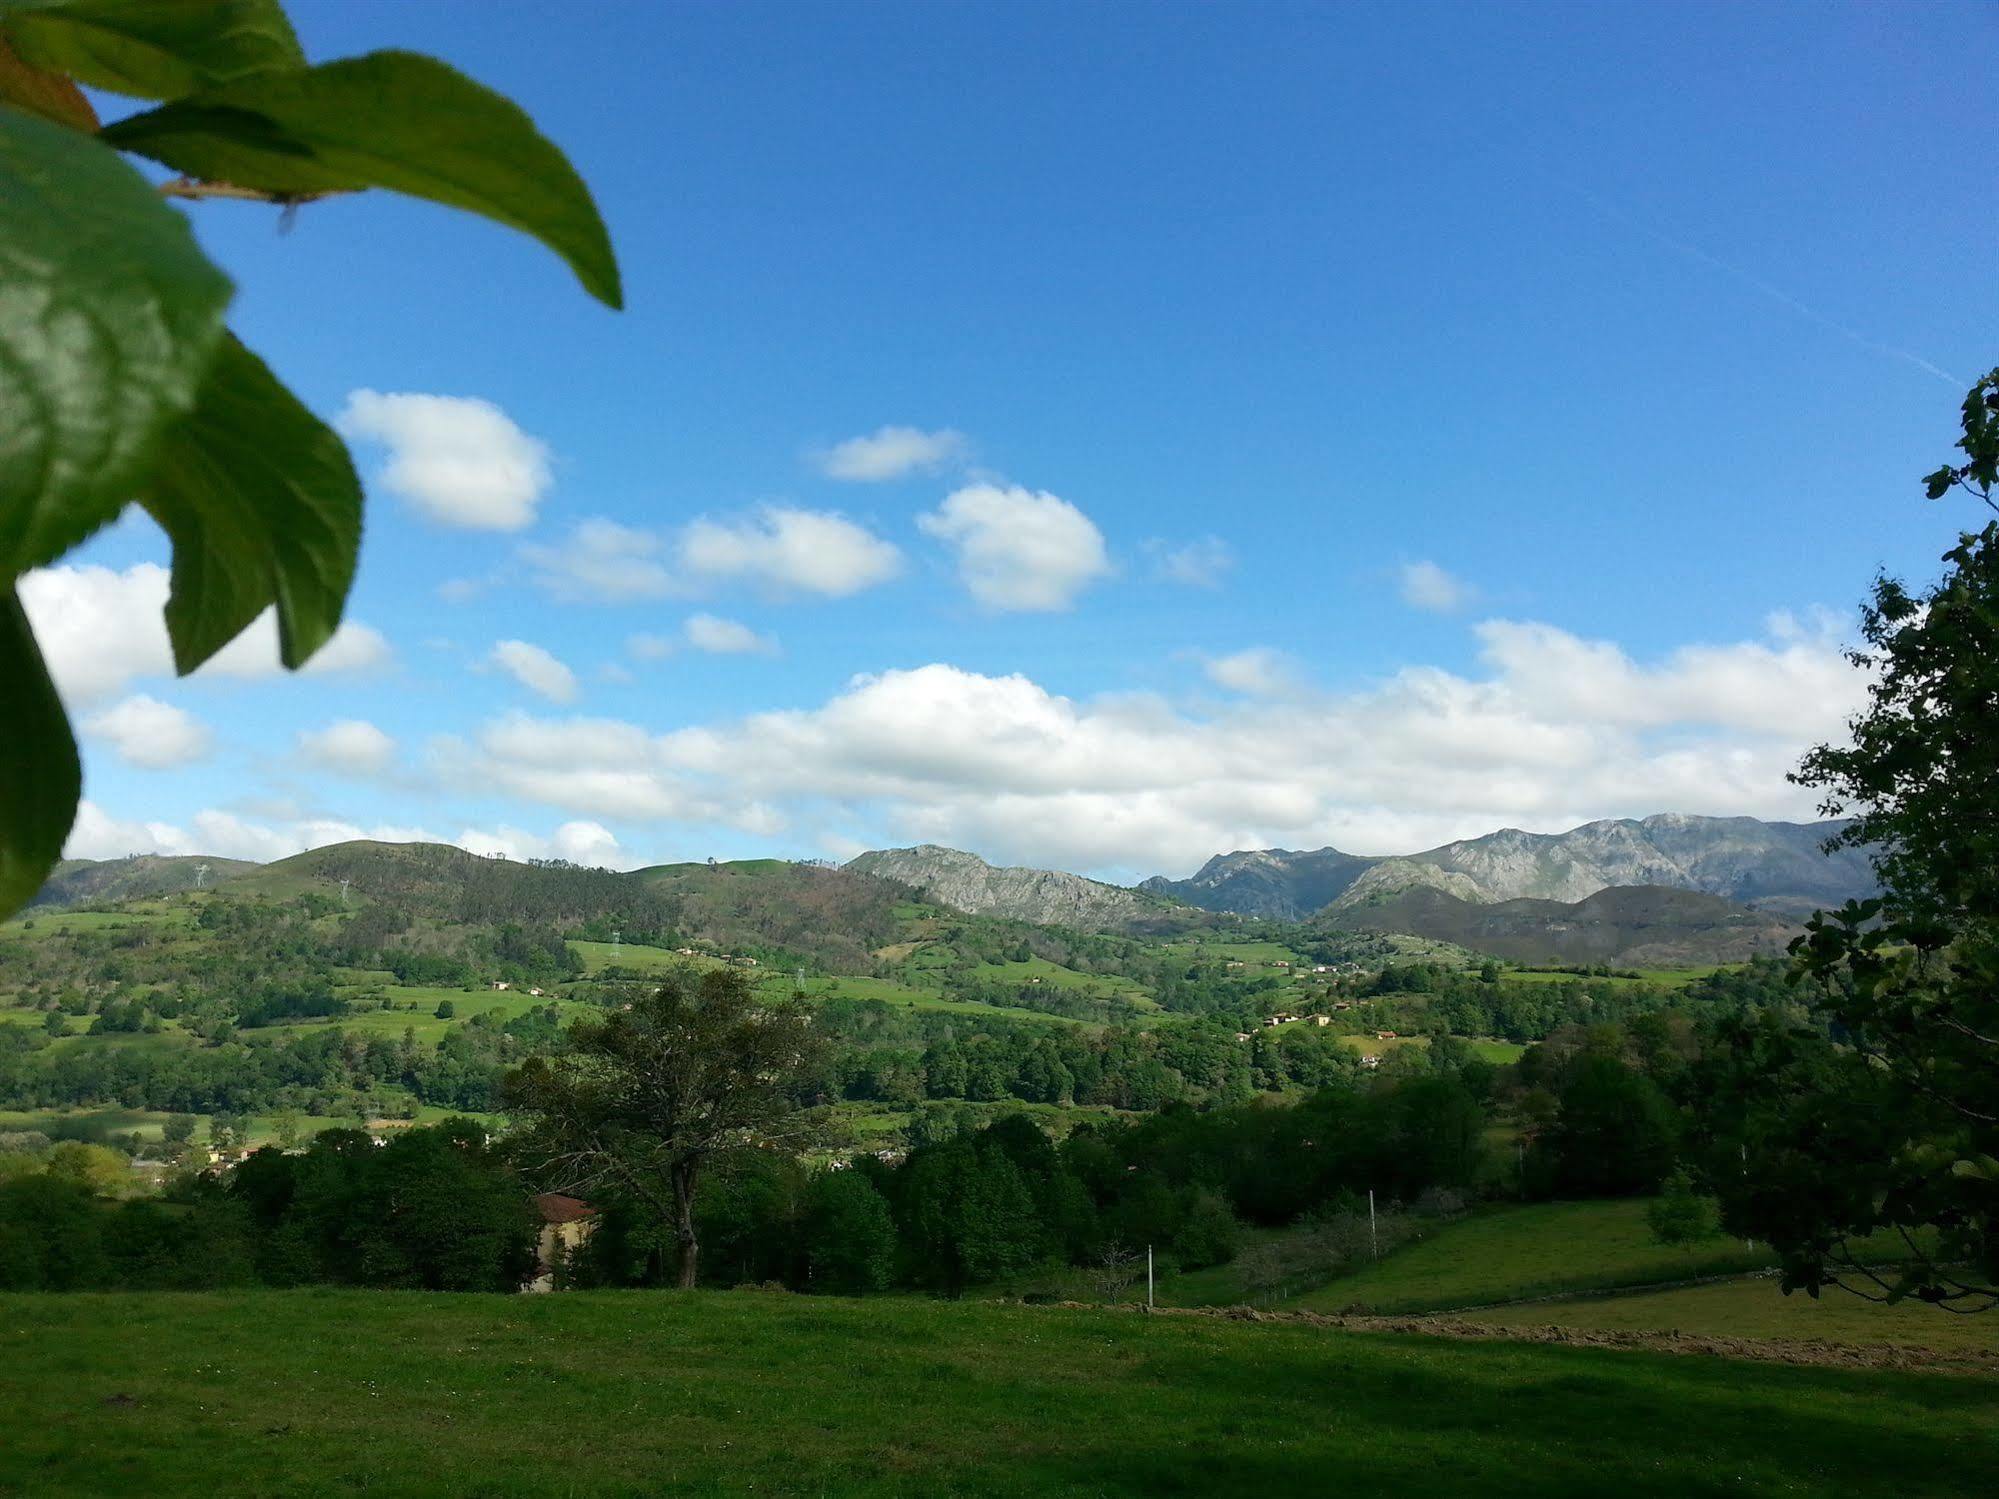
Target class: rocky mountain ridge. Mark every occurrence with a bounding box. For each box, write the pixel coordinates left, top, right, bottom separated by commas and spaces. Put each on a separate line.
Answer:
842, 845, 1154, 929
1146, 814, 1876, 921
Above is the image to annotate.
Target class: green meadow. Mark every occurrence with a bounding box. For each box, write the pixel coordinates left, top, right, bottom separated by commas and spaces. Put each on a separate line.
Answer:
0, 1291, 1991, 1499
1286, 1200, 1784, 1315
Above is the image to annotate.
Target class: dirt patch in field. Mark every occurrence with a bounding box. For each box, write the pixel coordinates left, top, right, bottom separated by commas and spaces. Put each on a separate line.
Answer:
1033, 1301, 1999, 1376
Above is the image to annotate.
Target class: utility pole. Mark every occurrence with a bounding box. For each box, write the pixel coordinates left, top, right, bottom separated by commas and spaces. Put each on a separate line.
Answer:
1146, 1244, 1154, 1311
610, 928, 621, 957
1369, 1188, 1379, 1260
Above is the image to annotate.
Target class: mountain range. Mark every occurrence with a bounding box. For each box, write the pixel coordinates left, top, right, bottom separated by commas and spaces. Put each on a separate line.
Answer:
1142, 814, 1875, 922
31, 813, 1880, 967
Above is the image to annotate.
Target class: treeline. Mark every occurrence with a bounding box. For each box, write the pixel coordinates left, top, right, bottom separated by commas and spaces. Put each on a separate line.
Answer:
0, 1007, 570, 1118
569, 1072, 1489, 1294
0, 1121, 532, 1292
811, 1000, 1368, 1110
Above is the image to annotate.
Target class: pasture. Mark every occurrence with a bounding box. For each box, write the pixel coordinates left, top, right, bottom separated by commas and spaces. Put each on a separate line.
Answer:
0, 1291, 1991, 1498
1476, 1276, 1999, 1356
1285, 1199, 1781, 1314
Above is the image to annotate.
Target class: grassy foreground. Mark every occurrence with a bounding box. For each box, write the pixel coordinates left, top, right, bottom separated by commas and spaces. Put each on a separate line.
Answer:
1476, 1277, 1999, 1355
1, 1292, 1995, 1498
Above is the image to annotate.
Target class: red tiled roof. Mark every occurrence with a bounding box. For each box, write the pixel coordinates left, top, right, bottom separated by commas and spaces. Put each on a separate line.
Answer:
533, 1192, 598, 1225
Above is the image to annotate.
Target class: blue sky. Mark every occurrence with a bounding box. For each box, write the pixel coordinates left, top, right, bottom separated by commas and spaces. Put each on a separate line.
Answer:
30, 0, 1999, 880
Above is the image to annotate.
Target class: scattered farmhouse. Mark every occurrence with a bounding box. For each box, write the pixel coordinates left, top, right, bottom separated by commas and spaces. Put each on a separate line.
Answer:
526, 1193, 599, 1293
490, 980, 511, 991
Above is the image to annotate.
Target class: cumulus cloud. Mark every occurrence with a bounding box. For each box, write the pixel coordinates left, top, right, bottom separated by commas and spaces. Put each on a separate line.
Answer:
20, 562, 390, 703
490, 640, 579, 704
627, 632, 676, 663
520, 518, 677, 602
1203, 648, 1295, 697
524, 509, 901, 604
1399, 560, 1472, 613
1147, 536, 1235, 588
298, 719, 397, 776
918, 484, 1111, 611
81, 695, 212, 769
683, 613, 777, 656
444, 613, 1868, 879
678, 505, 902, 598
452, 820, 633, 869
814, 425, 968, 481
338, 390, 551, 530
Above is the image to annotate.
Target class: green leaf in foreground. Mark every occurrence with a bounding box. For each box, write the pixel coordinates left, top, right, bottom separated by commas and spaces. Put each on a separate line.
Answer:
140, 333, 361, 672
2, 0, 303, 101
0, 105, 233, 576
0, 30, 96, 128
102, 50, 623, 307
0, 584, 79, 918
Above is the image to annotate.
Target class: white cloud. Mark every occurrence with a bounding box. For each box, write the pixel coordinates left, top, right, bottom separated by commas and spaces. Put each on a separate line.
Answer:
451, 820, 634, 870
491, 640, 580, 704
19, 562, 390, 704
520, 518, 678, 602
627, 631, 676, 662
447, 613, 1868, 879
1399, 560, 1472, 613
814, 425, 968, 482
1148, 536, 1235, 588
918, 484, 1111, 611
436, 577, 484, 605
298, 719, 397, 777
338, 390, 551, 531
81, 695, 212, 769
678, 505, 901, 598
1203, 648, 1295, 697
683, 613, 777, 656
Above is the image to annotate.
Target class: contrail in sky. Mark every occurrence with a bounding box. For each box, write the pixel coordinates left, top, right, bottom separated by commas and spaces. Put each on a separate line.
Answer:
1549, 172, 1961, 387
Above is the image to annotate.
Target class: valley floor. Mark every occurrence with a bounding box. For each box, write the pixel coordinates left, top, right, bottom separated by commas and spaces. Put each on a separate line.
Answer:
0, 1291, 1992, 1498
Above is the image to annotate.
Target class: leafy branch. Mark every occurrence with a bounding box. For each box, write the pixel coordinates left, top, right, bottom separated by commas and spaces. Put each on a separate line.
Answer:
0, 0, 621, 916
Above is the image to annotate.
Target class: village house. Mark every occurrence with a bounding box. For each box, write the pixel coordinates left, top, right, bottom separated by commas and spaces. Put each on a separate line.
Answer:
1263, 1012, 1299, 1027
1360, 1053, 1382, 1070
526, 1193, 599, 1293
1233, 1031, 1254, 1042
1308, 1014, 1333, 1026
490, 980, 511, 991
527, 987, 544, 997
1376, 1030, 1398, 1041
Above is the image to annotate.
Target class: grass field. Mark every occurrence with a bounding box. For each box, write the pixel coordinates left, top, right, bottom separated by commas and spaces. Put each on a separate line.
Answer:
1500, 965, 1728, 988
1476, 1276, 1999, 1355
0, 1291, 1991, 1498
1286, 1200, 1782, 1314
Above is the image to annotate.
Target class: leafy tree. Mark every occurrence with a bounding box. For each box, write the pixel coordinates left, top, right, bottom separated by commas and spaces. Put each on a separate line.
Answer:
1647, 1168, 1720, 1248
505, 968, 824, 1288
1719, 370, 1999, 1311
0, 0, 620, 916
1539, 1056, 1676, 1198
802, 1169, 895, 1293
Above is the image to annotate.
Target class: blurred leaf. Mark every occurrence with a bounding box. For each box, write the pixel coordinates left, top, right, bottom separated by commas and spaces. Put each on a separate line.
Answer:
0, 30, 95, 127
2, 0, 303, 100
0, 586, 78, 919
0, 105, 232, 577
102, 50, 622, 307
140, 333, 361, 672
